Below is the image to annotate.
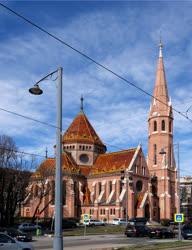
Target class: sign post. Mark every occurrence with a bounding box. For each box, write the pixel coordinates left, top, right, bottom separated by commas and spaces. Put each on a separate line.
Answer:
174, 213, 184, 240
82, 214, 90, 236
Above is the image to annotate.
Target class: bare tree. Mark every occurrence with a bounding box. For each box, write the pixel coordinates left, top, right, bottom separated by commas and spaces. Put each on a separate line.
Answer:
27, 160, 54, 223
0, 135, 33, 226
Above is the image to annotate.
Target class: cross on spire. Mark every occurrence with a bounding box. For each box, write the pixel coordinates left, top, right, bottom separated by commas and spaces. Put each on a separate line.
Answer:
80, 95, 84, 112
159, 32, 163, 58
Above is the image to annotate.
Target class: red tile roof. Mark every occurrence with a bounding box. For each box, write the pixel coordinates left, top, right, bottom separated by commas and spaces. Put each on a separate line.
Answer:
91, 149, 136, 175
63, 111, 105, 147
33, 148, 136, 177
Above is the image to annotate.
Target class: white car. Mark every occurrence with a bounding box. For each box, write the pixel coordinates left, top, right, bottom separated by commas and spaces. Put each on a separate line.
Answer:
0, 233, 34, 250
112, 218, 127, 225
85, 219, 105, 226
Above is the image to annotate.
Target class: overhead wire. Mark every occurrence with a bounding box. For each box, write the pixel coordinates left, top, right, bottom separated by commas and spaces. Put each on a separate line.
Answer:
0, 107, 57, 128
0, 3, 192, 125
0, 145, 47, 158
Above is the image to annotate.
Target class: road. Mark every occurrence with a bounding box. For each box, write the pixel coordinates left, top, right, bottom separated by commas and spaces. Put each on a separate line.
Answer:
32, 234, 186, 250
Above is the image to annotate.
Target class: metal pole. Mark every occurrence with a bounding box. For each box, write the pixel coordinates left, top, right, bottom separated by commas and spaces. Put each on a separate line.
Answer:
53, 67, 63, 250
126, 173, 128, 224
177, 143, 181, 241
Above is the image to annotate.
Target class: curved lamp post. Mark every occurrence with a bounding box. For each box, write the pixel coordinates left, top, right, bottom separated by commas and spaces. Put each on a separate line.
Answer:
29, 67, 63, 250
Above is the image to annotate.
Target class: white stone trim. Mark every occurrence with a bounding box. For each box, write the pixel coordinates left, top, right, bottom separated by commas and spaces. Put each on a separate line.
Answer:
119, 188, 126, 202
140, 192, 148, 209
106, 190, 115, 204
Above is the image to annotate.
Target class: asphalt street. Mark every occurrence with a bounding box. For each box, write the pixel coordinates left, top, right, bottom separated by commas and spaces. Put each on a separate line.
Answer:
32, 234, 183, 250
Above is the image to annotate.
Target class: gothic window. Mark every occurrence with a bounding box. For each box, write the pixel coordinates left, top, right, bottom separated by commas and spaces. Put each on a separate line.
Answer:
120, 179, 124, 193
169, 144, 172, 167
142, 166, 145, 176
135, 165, 138, 174
51, 181, 55, 205
161, 120, 165, 131
62, 180, 66, 205
109, 181, 112, 193
154, 121, 157, 131
169, 121, 172, 132
98, 182, 102, 194
154, 144, 157, 165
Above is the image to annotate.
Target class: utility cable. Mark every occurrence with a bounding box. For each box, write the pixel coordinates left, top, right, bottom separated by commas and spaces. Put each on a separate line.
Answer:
0, 145, 47, 158
0, 107, 57, 128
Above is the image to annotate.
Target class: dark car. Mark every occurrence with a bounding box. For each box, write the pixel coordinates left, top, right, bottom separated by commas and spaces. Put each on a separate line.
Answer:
149, 227, 175, 239
0, 228, 32, 242
182, 224, 192, 239
62, 220, 77, 229
125, 224, 150, 237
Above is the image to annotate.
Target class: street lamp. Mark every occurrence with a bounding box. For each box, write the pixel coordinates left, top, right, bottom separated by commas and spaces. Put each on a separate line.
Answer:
159, 143, 181, 241
29, 67, 63, 250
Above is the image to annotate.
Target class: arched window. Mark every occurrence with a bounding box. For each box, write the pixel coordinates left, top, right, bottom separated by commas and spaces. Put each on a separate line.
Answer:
62, 180, 66, 205
169, 121, 172, 132
154, 121, 157, 131
161, 120, 165, 131
154, 144, 157, 165
169, 144, 172, 167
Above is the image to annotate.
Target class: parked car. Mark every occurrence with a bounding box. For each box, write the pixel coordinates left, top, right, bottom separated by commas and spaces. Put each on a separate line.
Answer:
62, 220, 77, 229
0, 228, 32, 242
0, 232, 34, 250
127, 217, 148, 226
148, 227, 175, 238
112, 218, 127, 225
18, 223, 41, 232
86, 219, 105, 226
182, 224, 192, 239
125, 224, 150, 237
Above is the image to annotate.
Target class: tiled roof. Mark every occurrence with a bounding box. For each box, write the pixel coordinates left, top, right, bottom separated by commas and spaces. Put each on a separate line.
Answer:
33, 148, 136, 178
63, 111, 105, 147
91, 148, 136, 175
33, 153, 80, 177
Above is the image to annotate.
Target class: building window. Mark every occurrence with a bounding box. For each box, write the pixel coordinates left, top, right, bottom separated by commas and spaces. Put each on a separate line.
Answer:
120, 179, 124, 193
169, 144, 172, 167
142, 167, 145, 176
161, 120, 165, 131
51, 181, 55, 205
109, 181, 112, 193
26, 208, 30, 217
154, 144, 157, 165
62, 180, 66, 205
169, 121, 172, 132
113, 208, 115, 215
98, 182, 102, 194
135, 165, 138, 174
154, 121, 157, 131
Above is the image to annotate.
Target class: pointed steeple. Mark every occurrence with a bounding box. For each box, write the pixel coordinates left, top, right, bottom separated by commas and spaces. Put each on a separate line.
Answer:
151, 40, 169, 112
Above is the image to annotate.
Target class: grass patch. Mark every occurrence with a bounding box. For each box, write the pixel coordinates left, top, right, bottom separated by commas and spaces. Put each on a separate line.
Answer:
117, 241, 192, 250
63, 225, 125, 236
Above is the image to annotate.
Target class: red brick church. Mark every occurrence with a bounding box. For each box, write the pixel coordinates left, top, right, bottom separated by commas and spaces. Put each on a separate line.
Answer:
21, 43, 178, 222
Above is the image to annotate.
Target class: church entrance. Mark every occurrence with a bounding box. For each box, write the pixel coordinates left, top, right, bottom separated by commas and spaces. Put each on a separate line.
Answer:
145, 204, 150, 220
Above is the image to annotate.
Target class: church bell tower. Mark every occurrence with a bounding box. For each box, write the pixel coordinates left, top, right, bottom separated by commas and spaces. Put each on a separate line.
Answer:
148, 41, 178, 220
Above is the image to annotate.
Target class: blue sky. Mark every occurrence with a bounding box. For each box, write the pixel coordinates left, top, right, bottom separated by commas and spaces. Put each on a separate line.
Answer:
0, 1, 192, 176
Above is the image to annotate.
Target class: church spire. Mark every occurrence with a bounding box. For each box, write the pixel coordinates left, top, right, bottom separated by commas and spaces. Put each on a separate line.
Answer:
151, 40, 169, 111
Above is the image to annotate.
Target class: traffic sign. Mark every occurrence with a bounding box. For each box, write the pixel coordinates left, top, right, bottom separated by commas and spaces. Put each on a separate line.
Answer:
174, 213, 184, 223
82, 213, 90, 225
